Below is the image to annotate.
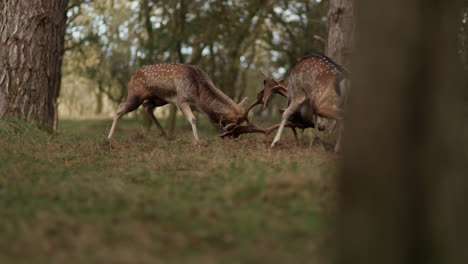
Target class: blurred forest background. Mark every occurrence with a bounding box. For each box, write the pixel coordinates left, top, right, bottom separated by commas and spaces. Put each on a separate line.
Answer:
61, 0, 327, 126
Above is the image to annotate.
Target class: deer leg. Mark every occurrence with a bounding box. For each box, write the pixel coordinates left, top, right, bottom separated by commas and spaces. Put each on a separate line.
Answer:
178, 102, 199, 144
108, 104, 125, 140
108, 98, 142, 139
328, 119, 337, 132
309, 114, 322, 148
143, 102, 169, 139
290, 127, 299, 145
315, 106, 345, 152
271, 98, 304, 148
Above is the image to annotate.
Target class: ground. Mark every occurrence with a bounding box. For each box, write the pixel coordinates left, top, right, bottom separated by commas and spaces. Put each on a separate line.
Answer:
0, 116, 338, 264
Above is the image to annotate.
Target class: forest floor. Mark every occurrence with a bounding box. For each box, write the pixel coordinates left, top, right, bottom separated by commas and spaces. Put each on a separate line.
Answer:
0, 116, 339, 264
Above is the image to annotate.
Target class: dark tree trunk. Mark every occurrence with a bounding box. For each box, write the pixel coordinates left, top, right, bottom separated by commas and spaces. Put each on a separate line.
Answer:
338, 1, 468, 264
0, 0, 69, 129
460, 5, 468, 70
326, 0, 354, 68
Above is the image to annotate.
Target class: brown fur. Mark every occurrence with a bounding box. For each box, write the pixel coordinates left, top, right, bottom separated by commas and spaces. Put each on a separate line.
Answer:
271, 55, 349, 152
108, 63, 246, 142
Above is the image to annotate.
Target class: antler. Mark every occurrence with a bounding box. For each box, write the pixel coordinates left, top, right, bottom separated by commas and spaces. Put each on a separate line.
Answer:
262, 83, 288, 110
220, 122, 268, 138
231, 72, 292, 137
220, 122, 298, 139
241, 76, 290, 123
223, 122, 238, 132
241, 96, 263, 124
273, 83, 288, 96
217, 111, 239, 132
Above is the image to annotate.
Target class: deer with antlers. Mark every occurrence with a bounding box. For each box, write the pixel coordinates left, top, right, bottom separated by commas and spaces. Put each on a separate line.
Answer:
269, 55, 350, 152
247, 71, 329, 140
222, 70, 329, 142
107, 63, 255, 143
223, 56, 349, 150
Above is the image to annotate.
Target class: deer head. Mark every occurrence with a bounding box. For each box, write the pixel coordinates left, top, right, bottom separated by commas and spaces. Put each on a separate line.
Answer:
214, 96, 250, 134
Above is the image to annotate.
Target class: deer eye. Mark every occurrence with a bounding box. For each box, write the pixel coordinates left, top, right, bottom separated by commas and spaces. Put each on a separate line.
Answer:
263, 80, 266, 85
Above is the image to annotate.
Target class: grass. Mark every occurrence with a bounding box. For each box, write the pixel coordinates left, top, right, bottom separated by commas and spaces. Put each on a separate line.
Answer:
0, 116, 338, 264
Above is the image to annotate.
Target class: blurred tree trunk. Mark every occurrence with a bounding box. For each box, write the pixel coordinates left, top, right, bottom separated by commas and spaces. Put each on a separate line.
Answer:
326, 0, 354, 68
0, 0, 69, 129
460, 4, 468, 69
95, 89, 103, 115
339, 1, 467, 264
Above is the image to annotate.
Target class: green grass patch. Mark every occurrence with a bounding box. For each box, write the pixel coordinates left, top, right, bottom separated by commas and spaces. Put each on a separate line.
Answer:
0, 117, 337, 264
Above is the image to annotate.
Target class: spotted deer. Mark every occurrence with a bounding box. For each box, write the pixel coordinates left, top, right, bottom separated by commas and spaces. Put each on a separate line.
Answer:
223, 71, 327, 142
270, 55, 350, 152
259, 72, 328, 137
107, 63, 249, 143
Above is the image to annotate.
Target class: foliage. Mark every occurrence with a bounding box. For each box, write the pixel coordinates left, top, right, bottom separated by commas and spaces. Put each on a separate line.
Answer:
0, 118, 337, 263
263, 0, 328, 76
63, 0, 141, 117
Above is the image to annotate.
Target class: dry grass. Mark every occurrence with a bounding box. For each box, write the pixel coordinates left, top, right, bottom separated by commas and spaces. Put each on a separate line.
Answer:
0, 117, 338, 264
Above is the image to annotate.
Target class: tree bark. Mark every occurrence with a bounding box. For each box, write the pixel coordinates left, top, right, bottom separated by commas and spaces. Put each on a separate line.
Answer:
326, 0, 354, 68
338, 1, 467, 264
0, 0, 69, 129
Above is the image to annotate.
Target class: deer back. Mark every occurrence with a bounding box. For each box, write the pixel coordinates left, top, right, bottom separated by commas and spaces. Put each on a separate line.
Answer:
129, 63, 244, 128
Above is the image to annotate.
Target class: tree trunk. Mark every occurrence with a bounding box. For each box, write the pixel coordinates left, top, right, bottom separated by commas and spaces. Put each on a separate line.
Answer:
338, 1, 467, 264
460, 5, 468, 70
0, 0, 69, 129
326, 0, 354, 68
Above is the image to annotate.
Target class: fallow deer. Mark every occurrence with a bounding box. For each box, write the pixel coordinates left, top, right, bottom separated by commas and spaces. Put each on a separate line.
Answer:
228, 71, 326, 143
107, 63, 250, 143
270, 55, 350, 152
259, 72, 329, 136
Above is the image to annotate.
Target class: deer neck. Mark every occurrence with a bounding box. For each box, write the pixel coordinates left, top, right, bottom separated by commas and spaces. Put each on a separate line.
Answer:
203, 95, 242, 128
193, 69, 243, 126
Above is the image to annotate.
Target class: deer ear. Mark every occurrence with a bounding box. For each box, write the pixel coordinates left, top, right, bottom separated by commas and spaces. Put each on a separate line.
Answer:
238, 97, 248, 108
